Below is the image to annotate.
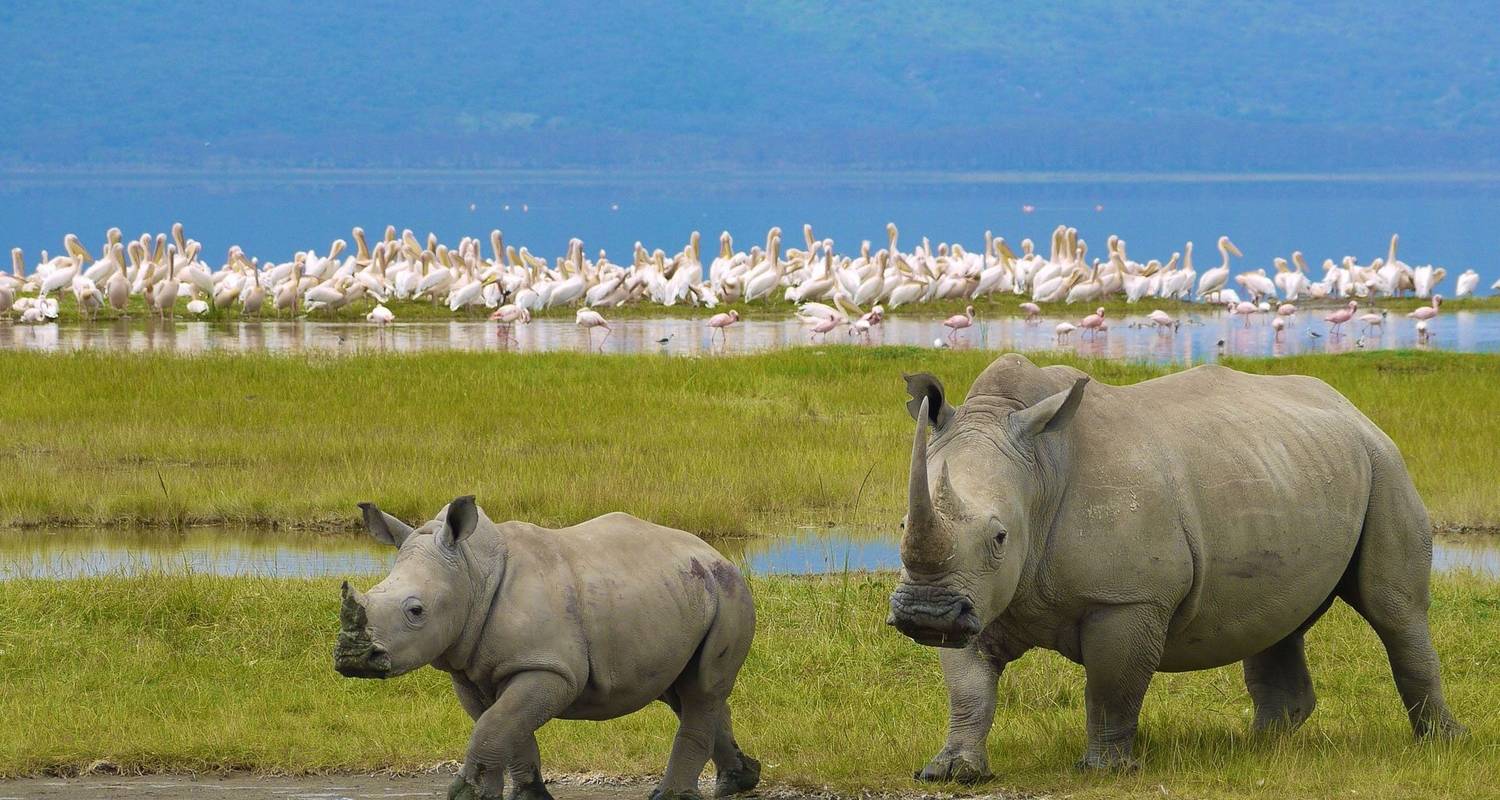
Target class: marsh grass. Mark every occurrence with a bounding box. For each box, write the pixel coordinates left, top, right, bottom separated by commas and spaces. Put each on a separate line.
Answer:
2, 349, 1497, 533
0, 573, 1494, 798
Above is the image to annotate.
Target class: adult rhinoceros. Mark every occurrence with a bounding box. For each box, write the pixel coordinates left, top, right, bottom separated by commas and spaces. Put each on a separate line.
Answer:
887, 354, 1464, 779
335, 497, 760, 800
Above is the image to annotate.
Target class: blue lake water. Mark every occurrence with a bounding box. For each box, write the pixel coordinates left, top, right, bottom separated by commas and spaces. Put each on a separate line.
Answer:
1, 527, 1493, 580
3, 172, 1499, 287
4, 310, 1497, 363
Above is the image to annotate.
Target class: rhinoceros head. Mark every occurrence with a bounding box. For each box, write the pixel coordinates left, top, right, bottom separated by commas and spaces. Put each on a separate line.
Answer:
889, 370, 1088, 648
335, 495, 487, 679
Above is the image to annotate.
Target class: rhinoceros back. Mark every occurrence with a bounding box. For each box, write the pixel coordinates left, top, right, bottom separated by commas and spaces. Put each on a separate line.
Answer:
1052, 364, 1406, 670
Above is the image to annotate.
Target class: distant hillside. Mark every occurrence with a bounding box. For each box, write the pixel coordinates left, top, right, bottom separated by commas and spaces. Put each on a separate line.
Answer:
5, 1, 1499, 171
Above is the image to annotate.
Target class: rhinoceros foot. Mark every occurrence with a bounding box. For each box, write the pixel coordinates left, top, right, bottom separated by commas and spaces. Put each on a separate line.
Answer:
914, 748, 991, 784
1419, 715, 1468, 742
1074, 752, 1140, 773
509, 779, 556, 800
446, 774, 501, 800
648, 789, 704, 800
714, 753, 761, 797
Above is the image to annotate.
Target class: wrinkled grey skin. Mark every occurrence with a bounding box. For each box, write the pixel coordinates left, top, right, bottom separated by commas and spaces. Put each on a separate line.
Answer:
889, 353, 1465, 781
336, 497, 759, 800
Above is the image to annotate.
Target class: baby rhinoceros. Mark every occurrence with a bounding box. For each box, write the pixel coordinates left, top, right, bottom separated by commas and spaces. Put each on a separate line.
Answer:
334, 496, 760, 800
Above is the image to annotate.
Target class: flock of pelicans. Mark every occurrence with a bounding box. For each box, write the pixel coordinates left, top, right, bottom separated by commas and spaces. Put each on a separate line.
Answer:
0, 222, 1489, 348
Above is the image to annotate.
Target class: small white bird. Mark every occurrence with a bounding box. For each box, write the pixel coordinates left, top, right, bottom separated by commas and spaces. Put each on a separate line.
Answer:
366, 304, 395, 324
186, 298, 210, 316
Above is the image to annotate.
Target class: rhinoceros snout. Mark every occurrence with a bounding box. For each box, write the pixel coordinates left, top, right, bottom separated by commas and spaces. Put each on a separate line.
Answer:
888, 583, 982, 648
334, 641, 392, 679
335, 584, 393, 678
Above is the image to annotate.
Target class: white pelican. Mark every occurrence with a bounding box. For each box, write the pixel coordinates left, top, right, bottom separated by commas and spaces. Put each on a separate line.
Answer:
1195, 236, 1241, 301
1454, 270, 1479, 298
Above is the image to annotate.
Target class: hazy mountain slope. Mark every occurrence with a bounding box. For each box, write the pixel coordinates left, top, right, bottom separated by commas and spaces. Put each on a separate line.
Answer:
4, 1, 1497, 169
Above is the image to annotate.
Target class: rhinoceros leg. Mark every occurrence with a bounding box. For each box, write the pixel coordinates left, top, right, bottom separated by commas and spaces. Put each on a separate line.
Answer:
653, 606, 753, 800
916, 643, 1004, 783
658, 692, 759, 798
709, 702, 760, 797
1078, 605, 1168, 771
453, 671, 573, 800
1243, 631, 1318, 733
1337, 457, 1465, 740
652, 691, 722, 800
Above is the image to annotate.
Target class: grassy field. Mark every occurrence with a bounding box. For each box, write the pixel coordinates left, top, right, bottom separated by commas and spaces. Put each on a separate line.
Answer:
41, 291, 1500, 324
2, 348, 1497, 534
0, 572, 1494, 798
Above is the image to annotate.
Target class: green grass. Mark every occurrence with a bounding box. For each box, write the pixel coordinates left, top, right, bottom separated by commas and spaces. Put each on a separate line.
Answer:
0, 572, 1494, 798
2, 348, 1497, 533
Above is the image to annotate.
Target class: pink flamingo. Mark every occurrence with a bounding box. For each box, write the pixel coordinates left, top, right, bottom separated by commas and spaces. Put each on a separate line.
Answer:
1324, 300, 1358, 336
848, 305, 884, 343
808, 316, 842, 342
1271, 316, 1286, 340
488, 304, 530, 343
1277, 302, 1297, 319
1055, 322, 1076, 343
1230, 301, 1260, 327
1407, 295, 1443, 322
942, 305, 976, 340
1019, 302, 1041, 323
1079, 307, 1106, 338
706, 309, 740, 342
576, 308, 611, 350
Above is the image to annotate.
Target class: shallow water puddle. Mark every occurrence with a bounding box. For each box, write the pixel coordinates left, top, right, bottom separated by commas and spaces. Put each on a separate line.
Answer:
0, 527, 1493, 580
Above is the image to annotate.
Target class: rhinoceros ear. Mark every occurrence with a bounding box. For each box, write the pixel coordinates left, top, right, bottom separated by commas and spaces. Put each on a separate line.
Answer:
359, 502, 414, 548
1009, 377, 1089, 440
903, 373, 954, 430
438, 495, 480, 549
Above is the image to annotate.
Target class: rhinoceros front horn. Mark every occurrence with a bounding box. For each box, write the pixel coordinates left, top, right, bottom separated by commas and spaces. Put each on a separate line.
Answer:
339, 581, 369, 631
902, 397, 954, 572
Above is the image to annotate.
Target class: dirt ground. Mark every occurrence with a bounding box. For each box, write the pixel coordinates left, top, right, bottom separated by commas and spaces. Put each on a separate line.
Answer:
0, 774, 645, 800
0, 773, 998, 800
0, 769, 1014, 800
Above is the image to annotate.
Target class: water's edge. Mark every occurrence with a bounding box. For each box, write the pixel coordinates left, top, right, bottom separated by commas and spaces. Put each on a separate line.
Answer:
2, 527, 1494, 580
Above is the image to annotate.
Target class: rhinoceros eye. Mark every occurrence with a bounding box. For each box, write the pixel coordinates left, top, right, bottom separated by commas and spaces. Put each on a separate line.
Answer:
402, 597, 426, 626
994, 529, 1007, 545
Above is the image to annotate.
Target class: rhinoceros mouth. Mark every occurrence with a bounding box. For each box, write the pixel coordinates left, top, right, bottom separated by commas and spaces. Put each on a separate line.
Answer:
888, 583, 982, 649
334, 628, 393, 678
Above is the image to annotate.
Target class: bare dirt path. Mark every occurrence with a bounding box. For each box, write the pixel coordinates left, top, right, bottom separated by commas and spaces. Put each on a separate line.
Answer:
0, 774, 643, 800
0, 774, 989, 800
